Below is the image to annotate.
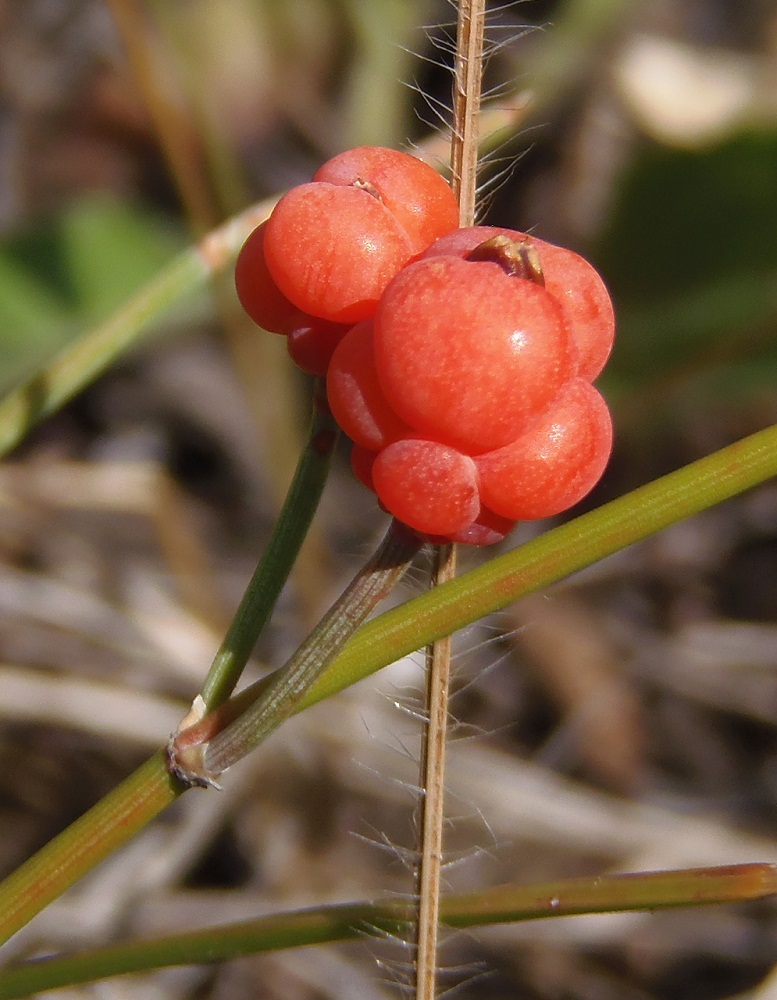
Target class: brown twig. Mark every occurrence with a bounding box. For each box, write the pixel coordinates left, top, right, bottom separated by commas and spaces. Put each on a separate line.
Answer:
449, 0, 487, 226
413, 3, 487, 999
414, 543, 456, 1000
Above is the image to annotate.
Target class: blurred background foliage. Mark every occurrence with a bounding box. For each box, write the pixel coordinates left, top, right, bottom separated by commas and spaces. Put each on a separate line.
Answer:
0, 1, 777, 998
0, 0, 775, 432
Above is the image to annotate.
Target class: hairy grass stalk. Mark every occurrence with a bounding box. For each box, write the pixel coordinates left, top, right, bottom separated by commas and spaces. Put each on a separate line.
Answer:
414, 3, 486, 998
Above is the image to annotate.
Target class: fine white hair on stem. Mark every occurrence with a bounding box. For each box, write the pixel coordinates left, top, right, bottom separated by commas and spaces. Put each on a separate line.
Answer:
344, 8, 546, 996
352, 827, 422, 873
401, 4, 540, 160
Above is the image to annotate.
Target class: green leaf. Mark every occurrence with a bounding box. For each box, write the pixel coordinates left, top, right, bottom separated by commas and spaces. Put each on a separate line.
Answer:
0, 198, 187, 396
597, 128, 777, 390
55, 197, 185, 320
0, 251, 74, 392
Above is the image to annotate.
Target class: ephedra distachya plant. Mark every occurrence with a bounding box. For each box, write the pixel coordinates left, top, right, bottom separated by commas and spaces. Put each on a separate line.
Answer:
0, 4, 777, 999
235, 149, 616, 545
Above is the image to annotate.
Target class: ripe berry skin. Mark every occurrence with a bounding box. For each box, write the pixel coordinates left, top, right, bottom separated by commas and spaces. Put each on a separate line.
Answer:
327, 321, 411, 451
532, 242, 615, 382
372, 439, 481, 536
350, 443, 378, 492
314, 146, 459, 254
286, 316, 349, 376
263, 183, 414, 324
234, 222, 298, 334
475, 378, 613, 520
423, 226, 615, 382
374, 256, 576, 455
428, 506, 516, 546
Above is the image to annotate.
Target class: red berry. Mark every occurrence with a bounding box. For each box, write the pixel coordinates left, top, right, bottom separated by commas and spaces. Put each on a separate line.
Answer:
423, 226, 615, 382
374, 256, 576, 454
314, 146, 459, 253
428, 506, 516, 546
287, 316, 350, 376
350, 443, 378, 491
327, 321, 411, 450
264, 183, 414, 324
234, 222, 298, 334
372, 439, 480, 536
476, 378, 613, 520
534, 243, 615, 382
236, 148, 459, 371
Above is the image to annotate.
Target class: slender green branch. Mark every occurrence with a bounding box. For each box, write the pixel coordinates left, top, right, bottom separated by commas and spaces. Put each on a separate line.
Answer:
0, 387, 337, 947
171, 520, 423, 784
1, 864, 773, 999
0, 753, 182, 950
0, 199, 274, 460
292, 421, 777, 710
0, 424, 775, 948
194, 380, 339, 714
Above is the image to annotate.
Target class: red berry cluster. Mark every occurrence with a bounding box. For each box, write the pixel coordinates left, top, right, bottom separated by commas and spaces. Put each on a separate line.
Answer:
235, 146, 459, 376
235, 148, 615, 546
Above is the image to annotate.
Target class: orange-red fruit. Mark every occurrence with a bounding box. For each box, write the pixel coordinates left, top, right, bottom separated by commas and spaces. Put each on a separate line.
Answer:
327, 321, 411, 451
476, 378, 613, 520
234, 222, 298, 334
350, 444, 378, 492
428, 506, 516, 547
263, 184, 414, 324
423, 226, 615, 382
287, 317, 349, 376
372, 439, 480, 536
374, 256, 576, 454
262, 147, 459, 326
314, 146, 459, 253
535, 243, 615, 382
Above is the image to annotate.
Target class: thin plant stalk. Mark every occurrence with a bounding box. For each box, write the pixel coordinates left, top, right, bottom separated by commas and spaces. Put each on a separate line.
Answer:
1, 865, 774, 999
0, 753, 181, 949
449, 0, 486, 222
0, 198, 274, 460
288, 422, 777, 712
0, 424, 775, 947
0, 382, 337, 944
413, 3, 486, 997
192, 379, 339, 716
170, 520, 423, 785
414, 545, 456, 1000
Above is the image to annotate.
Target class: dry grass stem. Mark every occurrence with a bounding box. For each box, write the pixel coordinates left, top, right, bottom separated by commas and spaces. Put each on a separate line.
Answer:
450, 0, 487, 226
413, 2, 487, 998
414, 545, 456, 1000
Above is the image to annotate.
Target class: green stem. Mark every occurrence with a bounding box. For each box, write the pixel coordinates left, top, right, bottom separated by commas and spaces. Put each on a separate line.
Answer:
0, 424, 774, 948
0, 753, 181, 950
1, 865, 773, 998
0, 200, 274, 460
0, 388, 338, 947
286, 421, 777, 710
171, 519, 423, 784
196, 380, 338, 713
